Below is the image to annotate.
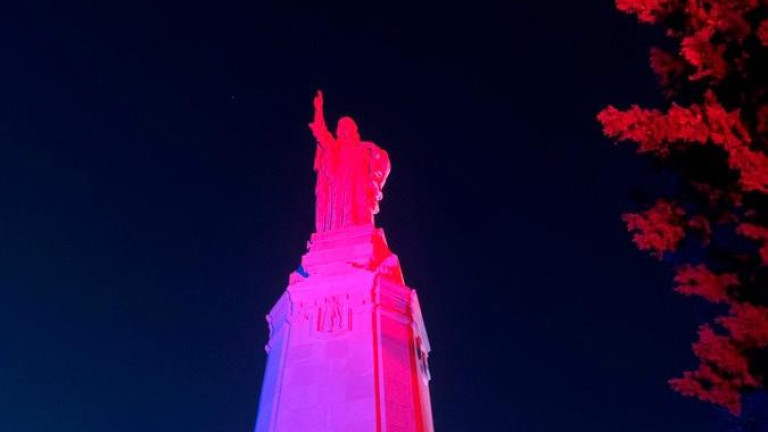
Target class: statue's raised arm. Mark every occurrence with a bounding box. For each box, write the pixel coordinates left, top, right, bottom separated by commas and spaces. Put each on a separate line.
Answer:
309, 90, 335, 149
310, 90, 337, 233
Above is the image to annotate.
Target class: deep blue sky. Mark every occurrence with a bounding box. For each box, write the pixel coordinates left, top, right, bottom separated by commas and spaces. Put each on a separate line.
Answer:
0, 1, 725, 431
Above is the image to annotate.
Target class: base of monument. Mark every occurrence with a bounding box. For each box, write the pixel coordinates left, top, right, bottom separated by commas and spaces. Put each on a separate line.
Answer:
254, 226, 433, 432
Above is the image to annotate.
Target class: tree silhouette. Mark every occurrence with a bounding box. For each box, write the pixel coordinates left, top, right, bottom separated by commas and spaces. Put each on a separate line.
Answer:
598, 0, 768, 417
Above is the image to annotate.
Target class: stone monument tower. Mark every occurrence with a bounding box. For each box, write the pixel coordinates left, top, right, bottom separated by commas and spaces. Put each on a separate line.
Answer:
253, 91, 435, 432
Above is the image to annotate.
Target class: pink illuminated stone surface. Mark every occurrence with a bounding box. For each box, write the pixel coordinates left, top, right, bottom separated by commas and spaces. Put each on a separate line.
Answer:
254, 93, 434, 432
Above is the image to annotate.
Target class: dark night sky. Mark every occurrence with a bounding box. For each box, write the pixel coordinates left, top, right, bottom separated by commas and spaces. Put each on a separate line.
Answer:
0, 1, 726, 431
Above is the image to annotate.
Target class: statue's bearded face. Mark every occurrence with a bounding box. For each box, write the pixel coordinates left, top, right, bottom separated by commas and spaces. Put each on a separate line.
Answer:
336, 117, 360, 143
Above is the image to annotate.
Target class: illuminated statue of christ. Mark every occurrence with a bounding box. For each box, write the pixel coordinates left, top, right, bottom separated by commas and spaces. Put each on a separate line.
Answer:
254, 91, 435, 432
309, 91, 391, 232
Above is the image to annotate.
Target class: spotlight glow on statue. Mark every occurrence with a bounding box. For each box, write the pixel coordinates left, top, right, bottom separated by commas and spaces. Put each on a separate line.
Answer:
253, 92, 434, 432
310, 91, 390, 231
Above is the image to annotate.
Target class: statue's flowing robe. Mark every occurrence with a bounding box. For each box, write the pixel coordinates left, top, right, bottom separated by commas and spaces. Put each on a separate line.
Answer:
314, 138, 390, 232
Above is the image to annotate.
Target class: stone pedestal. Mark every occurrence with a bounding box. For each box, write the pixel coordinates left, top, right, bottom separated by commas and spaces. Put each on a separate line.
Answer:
254, 225, 434, 432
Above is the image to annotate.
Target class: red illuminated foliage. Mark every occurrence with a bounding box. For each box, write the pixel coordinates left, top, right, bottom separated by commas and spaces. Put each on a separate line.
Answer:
759, 20, 768, 45
737, 223, 768, 265
669, 325, 758, 414
674, 265, 738, 303
650, 47, 687, 93
599, 0, 768, 415
615, 0, 674, 23
718, 303, 768, 346
623, 199, 686, 256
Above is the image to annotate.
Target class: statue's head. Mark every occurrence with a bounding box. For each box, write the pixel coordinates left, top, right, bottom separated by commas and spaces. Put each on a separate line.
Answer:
336, 117, 360, 143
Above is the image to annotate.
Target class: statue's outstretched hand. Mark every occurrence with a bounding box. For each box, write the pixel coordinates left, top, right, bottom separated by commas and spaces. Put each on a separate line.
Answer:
310, 90, 333, 147
313, 90, 324, 115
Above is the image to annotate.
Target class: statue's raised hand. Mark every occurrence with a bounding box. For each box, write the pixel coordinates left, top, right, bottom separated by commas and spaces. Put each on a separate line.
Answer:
310, 90, 333, 148
313, 90, 324, 114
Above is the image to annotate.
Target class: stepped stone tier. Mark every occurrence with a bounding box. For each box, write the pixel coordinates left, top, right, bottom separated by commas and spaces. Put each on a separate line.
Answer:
253, 92, 434, 432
